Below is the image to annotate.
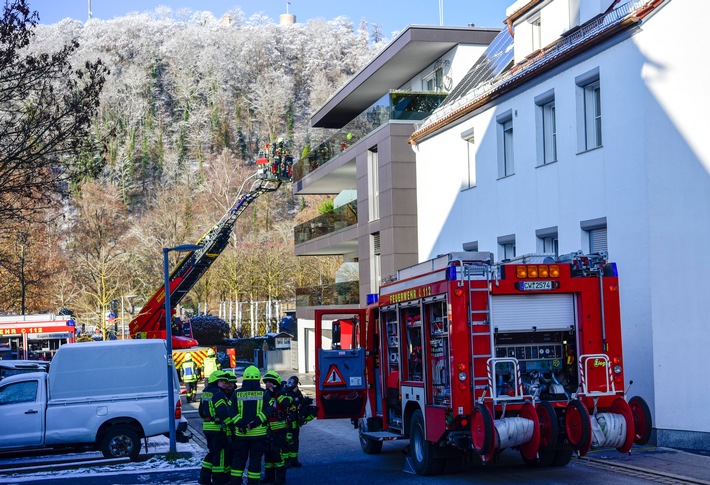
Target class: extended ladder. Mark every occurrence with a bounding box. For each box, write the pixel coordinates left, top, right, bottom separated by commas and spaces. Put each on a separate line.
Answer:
129, 169, 286, 346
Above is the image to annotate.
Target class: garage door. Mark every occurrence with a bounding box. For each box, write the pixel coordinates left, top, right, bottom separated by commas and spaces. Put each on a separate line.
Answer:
490, 294, 575, 332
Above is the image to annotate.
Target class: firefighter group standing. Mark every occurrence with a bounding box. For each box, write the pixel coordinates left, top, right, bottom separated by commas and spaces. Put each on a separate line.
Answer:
198, 368, 316, 485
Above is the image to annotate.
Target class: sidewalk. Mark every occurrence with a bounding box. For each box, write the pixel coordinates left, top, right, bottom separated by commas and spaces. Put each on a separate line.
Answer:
581, 445, 710, 484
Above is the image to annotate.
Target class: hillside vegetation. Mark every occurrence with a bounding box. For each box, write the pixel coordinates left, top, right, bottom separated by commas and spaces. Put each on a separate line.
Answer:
0, 1, 382, 331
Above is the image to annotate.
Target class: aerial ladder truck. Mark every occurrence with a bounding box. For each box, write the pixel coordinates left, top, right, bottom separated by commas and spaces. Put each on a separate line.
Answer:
129, 143, 293, 369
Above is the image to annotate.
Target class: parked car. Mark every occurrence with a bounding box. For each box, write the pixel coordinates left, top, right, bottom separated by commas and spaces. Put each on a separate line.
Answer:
0, 360, 49, 382
0, 340, 189, 460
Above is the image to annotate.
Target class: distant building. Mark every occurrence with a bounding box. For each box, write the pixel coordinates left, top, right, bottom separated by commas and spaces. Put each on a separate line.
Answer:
0, 314, 76, 360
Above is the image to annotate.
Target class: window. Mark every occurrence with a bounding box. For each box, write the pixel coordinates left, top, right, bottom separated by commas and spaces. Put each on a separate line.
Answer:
531, 16, 542, 51
498, 234, 516, 261
536, 226, 559, 256
0, 381, 38, 405
576, 69, 602, 151
402, 307, 423, 382
460, 127, 476, 190
423, 67, 444, 92
535, 90, 557, 166
368, 146, 379, 221
497, 111, 514, 178
581, 217, 607, 254
371, 232, 381, 293
463, 240, 479, 252
542, 101, 557, 163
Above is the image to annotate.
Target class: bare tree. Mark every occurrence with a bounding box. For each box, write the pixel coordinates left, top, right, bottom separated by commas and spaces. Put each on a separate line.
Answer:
0, 0, 107, 226
68, 183, 130, 339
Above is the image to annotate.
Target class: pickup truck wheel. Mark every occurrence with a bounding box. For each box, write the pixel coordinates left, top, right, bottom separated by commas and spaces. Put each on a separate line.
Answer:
100, 426, 141, 461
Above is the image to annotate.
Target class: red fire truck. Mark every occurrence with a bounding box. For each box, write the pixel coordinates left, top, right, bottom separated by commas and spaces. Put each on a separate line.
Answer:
314, 250, 652, 474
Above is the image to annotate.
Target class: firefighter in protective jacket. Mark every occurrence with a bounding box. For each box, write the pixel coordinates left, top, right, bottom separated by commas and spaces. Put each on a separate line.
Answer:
181, 353, 199, 402
198, 371, 231, 485
203, 347, 221, 382
228, 365, 273, 485
262, 370, 292, 484
282, 376, 305, 467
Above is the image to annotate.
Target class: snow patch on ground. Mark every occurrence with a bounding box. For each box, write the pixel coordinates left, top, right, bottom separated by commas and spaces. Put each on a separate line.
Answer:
0, 435, 204, 483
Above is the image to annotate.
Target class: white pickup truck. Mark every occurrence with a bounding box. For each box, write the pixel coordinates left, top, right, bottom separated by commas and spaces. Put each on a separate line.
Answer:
0, 340, 189, 460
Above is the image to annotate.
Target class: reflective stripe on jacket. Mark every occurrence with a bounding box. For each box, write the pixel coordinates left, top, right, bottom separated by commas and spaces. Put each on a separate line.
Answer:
200, 384, 229, 432
182, 361, 198, 382
230, 381, 273, 438
266, 390, 292, 431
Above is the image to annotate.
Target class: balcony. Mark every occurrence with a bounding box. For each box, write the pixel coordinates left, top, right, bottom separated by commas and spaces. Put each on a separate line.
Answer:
296, 280, 360, 307
294, 202, 358, 245
292, 90, 447, 183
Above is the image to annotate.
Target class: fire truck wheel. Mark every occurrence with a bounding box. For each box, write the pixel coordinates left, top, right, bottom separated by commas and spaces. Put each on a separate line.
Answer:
359, 421, 383, 454
518, 402, 541, 462
409, 410, 445, 476
629, 396, 653, 445
565, 400, 592, 456
471, 403, 494, 456
522, 401, 557, 467
100, 425, 141, 461
550, 442, 573, 467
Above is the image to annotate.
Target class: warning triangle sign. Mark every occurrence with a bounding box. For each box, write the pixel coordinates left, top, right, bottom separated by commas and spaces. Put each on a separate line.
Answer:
323, 364, 346, 387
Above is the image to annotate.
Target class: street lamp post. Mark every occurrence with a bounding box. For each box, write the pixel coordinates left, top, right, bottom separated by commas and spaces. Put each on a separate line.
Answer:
164, 244, 200, 454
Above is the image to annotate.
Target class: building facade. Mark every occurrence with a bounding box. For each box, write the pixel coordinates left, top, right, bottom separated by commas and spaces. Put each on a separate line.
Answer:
292, 26, 499, 372
0, 314, 76, 360
411, 0, 709, 449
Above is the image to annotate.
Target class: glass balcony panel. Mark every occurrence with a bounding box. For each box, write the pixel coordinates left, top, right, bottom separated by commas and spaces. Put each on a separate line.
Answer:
296, 280, 360, 307
292, 91, 447, 183
294, 202, 358, 245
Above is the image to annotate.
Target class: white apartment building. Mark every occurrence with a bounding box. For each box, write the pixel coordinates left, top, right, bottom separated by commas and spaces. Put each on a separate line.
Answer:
411, 0, 709, 449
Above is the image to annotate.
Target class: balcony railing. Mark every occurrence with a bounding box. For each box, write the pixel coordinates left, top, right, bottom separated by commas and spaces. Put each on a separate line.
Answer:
294, 202, 357, 245
296, 280, 360, 307
292, 90, 447, 182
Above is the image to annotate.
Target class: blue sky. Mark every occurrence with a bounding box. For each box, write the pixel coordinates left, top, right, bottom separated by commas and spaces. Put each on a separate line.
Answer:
29, 0, 508, 37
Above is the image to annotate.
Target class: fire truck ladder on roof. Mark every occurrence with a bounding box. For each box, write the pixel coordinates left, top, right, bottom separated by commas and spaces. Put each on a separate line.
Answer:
129, 170, 284, 341
464, 261, 526, 404
464, 262, 495, 401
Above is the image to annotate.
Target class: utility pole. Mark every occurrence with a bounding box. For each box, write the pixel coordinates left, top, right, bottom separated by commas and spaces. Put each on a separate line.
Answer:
88, 0, 92, 20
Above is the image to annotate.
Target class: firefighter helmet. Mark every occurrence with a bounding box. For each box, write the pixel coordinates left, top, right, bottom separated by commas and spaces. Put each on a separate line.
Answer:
224, 371, 238, 383
184, 353, 193, 361
207, 348, 216, 357
263, 370, 281, 385
243, 365, 261, 381
208, 370, 228, 384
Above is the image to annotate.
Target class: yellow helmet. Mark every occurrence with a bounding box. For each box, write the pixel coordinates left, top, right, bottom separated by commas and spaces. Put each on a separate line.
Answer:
263, 370, 281, 385
207, 348, 216, 357
184, 353, 193, 361
243, 365, 261, 381
208, 370, 228, 384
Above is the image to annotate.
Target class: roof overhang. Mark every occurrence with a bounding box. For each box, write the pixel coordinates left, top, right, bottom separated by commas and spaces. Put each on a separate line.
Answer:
311, 25, 500, 128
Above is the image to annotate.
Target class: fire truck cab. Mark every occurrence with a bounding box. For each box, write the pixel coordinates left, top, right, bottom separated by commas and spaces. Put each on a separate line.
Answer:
314, 250, 652, 475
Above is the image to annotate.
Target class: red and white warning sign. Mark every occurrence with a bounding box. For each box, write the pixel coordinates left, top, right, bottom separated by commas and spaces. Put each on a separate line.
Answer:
323, 364, 345, 387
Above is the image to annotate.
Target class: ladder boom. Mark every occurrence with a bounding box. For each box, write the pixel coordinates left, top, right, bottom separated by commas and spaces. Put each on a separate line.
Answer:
129, 163, 289, 342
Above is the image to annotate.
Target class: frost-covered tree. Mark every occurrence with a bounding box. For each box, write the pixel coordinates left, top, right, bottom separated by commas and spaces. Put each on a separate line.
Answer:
0, 0, 107, 226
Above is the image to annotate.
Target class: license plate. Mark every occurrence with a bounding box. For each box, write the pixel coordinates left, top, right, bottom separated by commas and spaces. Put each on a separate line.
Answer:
522, 280, 553, 291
